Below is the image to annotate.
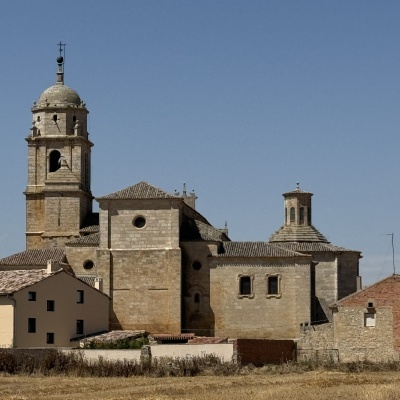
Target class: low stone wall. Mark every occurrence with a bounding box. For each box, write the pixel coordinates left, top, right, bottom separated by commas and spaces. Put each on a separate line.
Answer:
296, 323, 337, 362
63, 343, 234, 362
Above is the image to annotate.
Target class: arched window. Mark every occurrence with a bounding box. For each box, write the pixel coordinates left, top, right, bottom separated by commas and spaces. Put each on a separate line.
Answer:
194, 293, 200, 303
285, 207, 288, 224
300, 207, 304, 224
290, 207, 295, 223
49, 150, 61, 172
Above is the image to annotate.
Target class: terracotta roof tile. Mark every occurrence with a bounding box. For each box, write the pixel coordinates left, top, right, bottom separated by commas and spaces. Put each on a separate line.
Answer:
79, 225, 99, 233
283, 188, 313, 196
0, 249, 65, 266
97, 181, 178, 200
152, 333, 195, 341
181, 219, 229, 242
216, 242, 309, 258
79, 330, 148, 343
0, 269, 59, 294
333, 274, 400, 307
66, 233, 99, 247
188, 337, 228, 344
272, 242, 360, 253
269, 225, 329, 243
77, 275, 97, 286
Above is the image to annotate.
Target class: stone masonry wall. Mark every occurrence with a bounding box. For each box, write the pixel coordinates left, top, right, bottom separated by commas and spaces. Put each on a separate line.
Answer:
333, 307, 397, 362
338, 276, 400, 352
181, 242, 216, 336
101, 249, 181, 333
210, 259, 311, 338
296, 323, 336, 361
98, 199, 181, 250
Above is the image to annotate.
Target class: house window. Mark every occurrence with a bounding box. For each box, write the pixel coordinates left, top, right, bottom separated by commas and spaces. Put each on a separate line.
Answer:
76, 320, 84, 335
238, 275, 254, 298
266, 275, 281, 298
28, 292, 36, 301
77, 290, 84, 304
47, 333, 54, 344
267, 276, 279, 295
364, 313, 376, 327
300, 207, 304, 224
240, 276, 251, 295
47, 300, 55, 312
28, 318, 36, 333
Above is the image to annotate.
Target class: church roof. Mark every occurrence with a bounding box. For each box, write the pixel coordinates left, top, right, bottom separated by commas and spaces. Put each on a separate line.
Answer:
283, 188, 313, 196
0, 269, 60, 295
97, 181, 179, 200
272, 242, 360, 253
66, 233, 100, 247
0, 249, 66, 266
181, 219, 229, 242
79, 225, 99, 233
269, 225, 329, 243
216, 242, 309, 258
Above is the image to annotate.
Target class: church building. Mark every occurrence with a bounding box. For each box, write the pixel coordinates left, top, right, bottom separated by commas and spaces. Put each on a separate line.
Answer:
0, 51, 362, 340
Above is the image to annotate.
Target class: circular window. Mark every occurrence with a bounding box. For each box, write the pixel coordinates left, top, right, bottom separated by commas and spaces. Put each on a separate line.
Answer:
133, 216, 146, 229
83, 260, 94, 270
192, 261, 202, 271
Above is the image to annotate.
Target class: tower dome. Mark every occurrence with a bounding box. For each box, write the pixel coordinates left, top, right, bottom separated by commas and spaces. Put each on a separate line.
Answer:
32, 48, 84, 111
37, 84, 81, 107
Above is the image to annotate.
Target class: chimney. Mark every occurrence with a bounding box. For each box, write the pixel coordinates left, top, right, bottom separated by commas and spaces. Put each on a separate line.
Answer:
95, 277, 103, 292
47, 260, 60, 273
356, 276, 362, 291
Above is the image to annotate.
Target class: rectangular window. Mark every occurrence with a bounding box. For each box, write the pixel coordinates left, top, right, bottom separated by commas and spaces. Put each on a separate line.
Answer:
28, 318, 36, 333
28, 292, 36, 301
239, 276, 251, 295
364, 313, 376, 327
76, 320, 84, 335
77, 290, 84, 304
268, 276, 279, 295
47, 300, 55, 312
47, 333, 54, 344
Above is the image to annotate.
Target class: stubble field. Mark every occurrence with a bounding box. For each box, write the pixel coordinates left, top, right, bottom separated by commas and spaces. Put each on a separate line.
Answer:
1, 371, 400, 400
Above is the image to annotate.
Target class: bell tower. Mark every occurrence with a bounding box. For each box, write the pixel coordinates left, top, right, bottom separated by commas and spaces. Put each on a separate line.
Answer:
25, 44, 93, 249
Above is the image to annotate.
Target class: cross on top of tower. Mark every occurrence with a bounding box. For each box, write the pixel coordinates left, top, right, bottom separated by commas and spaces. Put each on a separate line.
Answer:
56, 41, 66, 84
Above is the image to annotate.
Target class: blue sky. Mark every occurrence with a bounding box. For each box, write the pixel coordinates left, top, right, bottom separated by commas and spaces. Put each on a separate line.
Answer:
1, 1, 400, 284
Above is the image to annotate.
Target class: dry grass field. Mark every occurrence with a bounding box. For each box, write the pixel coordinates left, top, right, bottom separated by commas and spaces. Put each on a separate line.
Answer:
1, 371, 400, 400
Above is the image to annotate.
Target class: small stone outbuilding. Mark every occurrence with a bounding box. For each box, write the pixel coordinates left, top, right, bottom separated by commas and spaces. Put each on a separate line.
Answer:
331, 274, 400, 362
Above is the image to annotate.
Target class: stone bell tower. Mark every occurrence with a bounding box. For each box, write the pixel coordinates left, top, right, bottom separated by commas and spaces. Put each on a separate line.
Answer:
25, 44, 93, 249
